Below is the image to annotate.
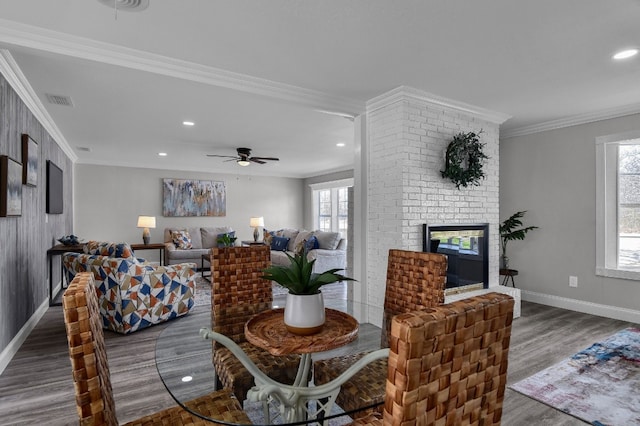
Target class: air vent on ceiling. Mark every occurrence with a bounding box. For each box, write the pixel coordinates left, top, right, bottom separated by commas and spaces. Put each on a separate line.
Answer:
97, 0, 149, 12
45, 94, 74, 107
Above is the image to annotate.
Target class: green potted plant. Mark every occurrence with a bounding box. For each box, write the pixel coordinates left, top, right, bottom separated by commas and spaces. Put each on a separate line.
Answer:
216, 233, 237, 247
262, 252, 355, 335
499, 211, 538, 269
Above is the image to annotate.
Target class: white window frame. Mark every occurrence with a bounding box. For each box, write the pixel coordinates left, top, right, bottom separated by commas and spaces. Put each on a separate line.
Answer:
596, 130, 640, 280
309, 178, 354, 233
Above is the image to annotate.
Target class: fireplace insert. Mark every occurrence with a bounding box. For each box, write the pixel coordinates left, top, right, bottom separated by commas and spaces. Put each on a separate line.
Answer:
422, 223, 489, 289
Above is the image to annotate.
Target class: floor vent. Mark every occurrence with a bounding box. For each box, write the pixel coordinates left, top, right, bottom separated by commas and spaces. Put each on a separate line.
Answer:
45, 94, 74, 107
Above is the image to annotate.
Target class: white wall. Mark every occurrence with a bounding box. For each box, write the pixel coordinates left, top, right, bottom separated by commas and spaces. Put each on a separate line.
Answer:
500, 113, 640, 322
365, 88, 507, 309
74, 164, 304, 262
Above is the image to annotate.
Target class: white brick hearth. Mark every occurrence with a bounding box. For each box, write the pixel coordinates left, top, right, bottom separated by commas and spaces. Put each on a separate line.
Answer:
363, 86, 520, 317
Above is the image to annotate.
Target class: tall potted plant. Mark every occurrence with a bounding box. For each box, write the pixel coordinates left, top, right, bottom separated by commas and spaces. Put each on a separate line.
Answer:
499, 211, 538, 269
262, 253, 355, 335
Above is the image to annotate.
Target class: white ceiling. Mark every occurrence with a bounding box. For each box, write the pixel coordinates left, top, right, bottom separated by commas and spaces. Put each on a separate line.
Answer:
0, 0, 639, 178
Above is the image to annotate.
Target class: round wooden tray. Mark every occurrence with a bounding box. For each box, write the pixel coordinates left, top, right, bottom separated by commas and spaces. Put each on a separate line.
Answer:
245, 308, 359, 355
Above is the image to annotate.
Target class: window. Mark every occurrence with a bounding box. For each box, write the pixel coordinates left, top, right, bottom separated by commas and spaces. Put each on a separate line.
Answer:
618, 144, 640, 270
596, 131, 640, 279
310, 179, 353, 235
318, 189, 332, 231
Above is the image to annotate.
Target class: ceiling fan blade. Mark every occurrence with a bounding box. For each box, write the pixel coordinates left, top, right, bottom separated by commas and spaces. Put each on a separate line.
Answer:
251, 156, 279, 161
207, 154, 238, 159
223, 158, 238, 163
250, 158, 266, 164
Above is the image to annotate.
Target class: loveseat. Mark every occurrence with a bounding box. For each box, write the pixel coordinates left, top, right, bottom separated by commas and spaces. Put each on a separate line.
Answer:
62, 241, 197, 334
163, 226, 235, 266
264, 228, 347, 273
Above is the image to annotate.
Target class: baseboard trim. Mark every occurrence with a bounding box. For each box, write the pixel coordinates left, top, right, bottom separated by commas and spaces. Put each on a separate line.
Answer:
0, 298, 49, 375
521, 290, 640, 324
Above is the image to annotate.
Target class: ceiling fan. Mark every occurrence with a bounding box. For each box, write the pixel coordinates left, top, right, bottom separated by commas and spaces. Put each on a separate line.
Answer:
207, 147, 280, 166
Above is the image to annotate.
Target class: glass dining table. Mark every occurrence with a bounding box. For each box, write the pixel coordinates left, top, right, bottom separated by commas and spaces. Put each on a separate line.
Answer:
155, 297, 387, 425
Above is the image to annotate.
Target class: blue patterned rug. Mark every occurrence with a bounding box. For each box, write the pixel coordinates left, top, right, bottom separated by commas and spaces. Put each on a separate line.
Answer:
510, 327, 640, 425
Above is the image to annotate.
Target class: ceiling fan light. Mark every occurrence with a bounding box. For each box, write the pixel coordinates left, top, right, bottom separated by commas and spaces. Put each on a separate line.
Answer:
237, 160, 251, 167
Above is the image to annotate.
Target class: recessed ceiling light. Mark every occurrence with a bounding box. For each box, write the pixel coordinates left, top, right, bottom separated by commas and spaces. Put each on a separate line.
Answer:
158, 152, 167, 157
336, 143, 346, 147
182, 121, 195, 126
613, 49, 638, 60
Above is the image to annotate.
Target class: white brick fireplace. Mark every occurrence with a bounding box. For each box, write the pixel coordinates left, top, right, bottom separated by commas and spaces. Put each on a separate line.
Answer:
361, 86, 521, 317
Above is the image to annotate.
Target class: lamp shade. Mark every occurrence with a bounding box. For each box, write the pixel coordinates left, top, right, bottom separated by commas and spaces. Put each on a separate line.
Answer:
137, 216, 156, 228
250, 217, 264, 228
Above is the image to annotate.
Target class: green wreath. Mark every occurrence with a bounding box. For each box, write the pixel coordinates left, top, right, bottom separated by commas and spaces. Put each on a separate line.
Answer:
440, 131, 488, 189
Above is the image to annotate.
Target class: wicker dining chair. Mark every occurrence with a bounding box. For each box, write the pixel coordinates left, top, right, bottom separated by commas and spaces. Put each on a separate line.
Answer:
211, 245, 301, 402
350, 292, 514, 426
314, 249, 448, 417
63, 272, 251, 426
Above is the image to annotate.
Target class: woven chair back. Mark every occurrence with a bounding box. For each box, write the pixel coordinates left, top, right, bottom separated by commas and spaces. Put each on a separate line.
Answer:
62, 272, 118, 426
381, 249, 447, 347
383, 292, 514, 426
211, 245, 271, 344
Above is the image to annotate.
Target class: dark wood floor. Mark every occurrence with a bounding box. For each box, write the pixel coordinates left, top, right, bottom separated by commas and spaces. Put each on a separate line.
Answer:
0, 292, 634, 425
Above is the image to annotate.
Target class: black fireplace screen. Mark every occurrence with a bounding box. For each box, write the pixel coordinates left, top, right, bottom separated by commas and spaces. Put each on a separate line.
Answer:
422, 223, 489, 289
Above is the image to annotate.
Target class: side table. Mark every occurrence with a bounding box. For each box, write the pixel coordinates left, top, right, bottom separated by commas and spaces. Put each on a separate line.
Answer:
241, 240, 266, 246
201, 253, 211, 282
130, 243, 165, 265
499, 268, 518, 287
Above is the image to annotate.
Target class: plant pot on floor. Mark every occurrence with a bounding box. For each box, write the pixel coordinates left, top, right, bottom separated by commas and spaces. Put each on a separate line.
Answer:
284, 292, 325, 335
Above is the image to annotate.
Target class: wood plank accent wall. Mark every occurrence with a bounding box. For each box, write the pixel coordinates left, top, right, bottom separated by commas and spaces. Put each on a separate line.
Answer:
0, 72, 73, 353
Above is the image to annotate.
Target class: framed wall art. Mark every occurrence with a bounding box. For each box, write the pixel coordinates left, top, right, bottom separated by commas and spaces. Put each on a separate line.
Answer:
46, 160, 64, 214
21, 133, 38, 187
162, 178, 226, 217
0, 155, 23, 217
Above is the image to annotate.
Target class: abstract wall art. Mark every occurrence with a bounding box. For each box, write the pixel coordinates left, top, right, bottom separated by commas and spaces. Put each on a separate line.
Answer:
0, 155, 22, 217
21, 133, 38, 187
162, 178, 226, 217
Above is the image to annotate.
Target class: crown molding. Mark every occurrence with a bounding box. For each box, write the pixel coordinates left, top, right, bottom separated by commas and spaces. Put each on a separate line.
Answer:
501, 103, 640, 139
366, 85, 511, 125
0, 19, 364, 116
0, 50, 77, 162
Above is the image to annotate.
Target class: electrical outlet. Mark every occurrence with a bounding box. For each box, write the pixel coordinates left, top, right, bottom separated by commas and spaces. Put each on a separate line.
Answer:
569, 276, 578, 288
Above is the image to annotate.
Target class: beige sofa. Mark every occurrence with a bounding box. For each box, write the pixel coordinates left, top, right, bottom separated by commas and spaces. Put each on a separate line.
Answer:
164, 226, 234, 266
266, 228, 347, 274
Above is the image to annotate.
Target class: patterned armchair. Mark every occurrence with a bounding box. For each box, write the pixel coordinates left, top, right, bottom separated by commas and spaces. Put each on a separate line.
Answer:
63, 241, 197, 334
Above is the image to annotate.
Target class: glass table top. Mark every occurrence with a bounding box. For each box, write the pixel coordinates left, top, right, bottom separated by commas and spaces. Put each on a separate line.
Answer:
155, 297, 385, 425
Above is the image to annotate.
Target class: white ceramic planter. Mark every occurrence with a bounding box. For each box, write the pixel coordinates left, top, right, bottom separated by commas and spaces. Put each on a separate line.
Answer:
284, 292, 325, 335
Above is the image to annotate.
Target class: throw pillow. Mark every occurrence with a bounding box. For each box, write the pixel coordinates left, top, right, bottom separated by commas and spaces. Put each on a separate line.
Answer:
171, 230, 192, 250
314, 230, 341, 250
303, 236, 320, 254
270, 236, 290, 252
263, 228, 278, 246
293, 230, 314, 255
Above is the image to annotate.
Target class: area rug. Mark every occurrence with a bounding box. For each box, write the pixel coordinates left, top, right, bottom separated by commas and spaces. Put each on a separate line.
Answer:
510, 327, 640, 425
192, 275, 288, 307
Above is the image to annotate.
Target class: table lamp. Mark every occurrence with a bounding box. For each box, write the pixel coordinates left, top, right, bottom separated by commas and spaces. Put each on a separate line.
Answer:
137, 215, 156, 245
250, 216, 264, 242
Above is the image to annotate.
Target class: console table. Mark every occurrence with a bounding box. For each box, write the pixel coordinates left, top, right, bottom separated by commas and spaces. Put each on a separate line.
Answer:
47, 243, 84, 306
